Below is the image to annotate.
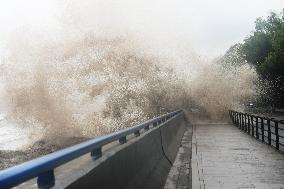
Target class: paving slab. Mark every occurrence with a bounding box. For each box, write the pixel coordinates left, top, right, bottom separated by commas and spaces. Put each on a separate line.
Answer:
192, 121, 284, 189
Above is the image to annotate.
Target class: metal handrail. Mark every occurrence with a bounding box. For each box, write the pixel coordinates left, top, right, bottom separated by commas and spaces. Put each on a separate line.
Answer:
229, 110, 284, 152
0, 110, 183, 189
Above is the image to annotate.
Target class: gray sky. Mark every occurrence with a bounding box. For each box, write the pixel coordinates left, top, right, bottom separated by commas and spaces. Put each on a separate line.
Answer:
186, 0, 284, 57
0, 0, 283, 58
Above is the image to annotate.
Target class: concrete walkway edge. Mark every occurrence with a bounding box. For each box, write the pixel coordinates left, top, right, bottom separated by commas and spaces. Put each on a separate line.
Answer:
191, 124, 203, 189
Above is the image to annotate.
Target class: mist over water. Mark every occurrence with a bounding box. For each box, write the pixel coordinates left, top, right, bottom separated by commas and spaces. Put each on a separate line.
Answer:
0, 0, 259, 147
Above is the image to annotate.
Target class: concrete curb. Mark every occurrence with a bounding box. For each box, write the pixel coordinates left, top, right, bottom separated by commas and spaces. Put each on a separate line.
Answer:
191, 124, 204, 189
164, 121, 192, 189
160, 113, 187, 163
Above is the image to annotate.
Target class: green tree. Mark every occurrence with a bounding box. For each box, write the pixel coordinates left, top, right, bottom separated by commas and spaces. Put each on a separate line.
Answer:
229, 10, 284, 108
260, 21, 284, 107
241, 32, 272, 69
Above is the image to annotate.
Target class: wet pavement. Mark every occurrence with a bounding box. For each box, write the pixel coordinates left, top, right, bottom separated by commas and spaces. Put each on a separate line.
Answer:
192, 121, 284, 189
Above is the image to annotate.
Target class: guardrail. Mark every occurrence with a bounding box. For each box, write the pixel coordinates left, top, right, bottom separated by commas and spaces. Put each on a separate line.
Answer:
0, 110, 183, 189
229, 110, 284, 152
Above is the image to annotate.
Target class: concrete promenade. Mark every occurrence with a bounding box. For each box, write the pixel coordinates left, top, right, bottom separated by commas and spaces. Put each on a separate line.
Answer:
192, 121, 284, 189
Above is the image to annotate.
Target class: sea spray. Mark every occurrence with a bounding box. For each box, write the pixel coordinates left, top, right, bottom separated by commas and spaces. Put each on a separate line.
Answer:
1, 34, 259, 146
0, 0, 260, 147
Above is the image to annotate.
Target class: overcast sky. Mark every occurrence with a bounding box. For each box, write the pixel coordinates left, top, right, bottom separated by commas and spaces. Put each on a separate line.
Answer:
0, 0, 283, 59
187, 0, 284, 57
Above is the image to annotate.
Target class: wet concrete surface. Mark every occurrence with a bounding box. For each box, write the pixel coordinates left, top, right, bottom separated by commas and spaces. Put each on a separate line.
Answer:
192, 121, 284, 189
165, 124, 192, 189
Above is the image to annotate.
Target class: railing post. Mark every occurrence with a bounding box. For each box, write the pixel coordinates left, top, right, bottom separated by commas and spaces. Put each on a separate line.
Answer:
153, 121, 157, 127
242, 114, 244, 130
144, 125, 149, 131
239, 113, 242, 129
37, 170, 55, 189
239, 113, 241, 128
267, 119, 271, 145
275, 121, 279, 150
251, 116, 254, 137
158, 119, 162, 125
240, 113, 242, 129
256, 116, 259, 139
236, 113, 239, 126
247, 115, 251, 134
236, 112, 238, 125
244, 114, 247, 132
235, 112, 237, 125
91, 147, 102, 160
237, 113, 240, 126
261, 118, 265, 142
134, 130, 140, 137
119, 136, 127, 144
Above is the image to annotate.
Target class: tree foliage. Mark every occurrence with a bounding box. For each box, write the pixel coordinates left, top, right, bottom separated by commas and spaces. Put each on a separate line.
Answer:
226, 10, 284, 108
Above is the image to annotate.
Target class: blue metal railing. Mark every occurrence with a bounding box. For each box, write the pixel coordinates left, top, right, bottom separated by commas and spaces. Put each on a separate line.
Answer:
0, 110, 182, 189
